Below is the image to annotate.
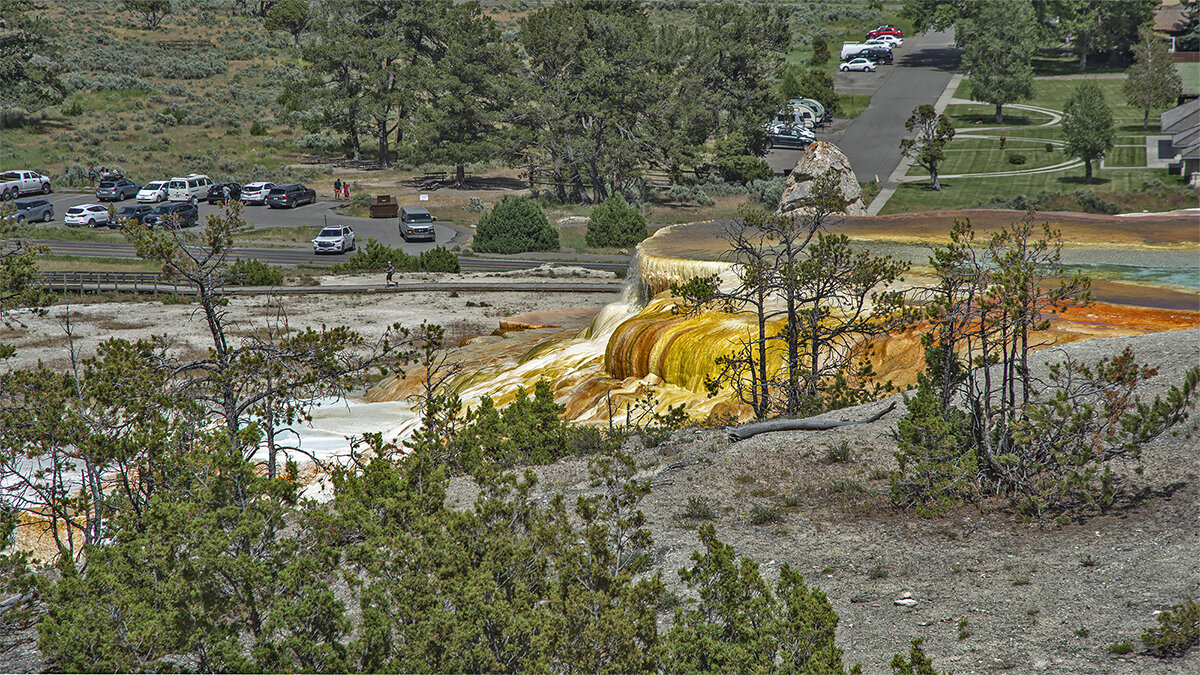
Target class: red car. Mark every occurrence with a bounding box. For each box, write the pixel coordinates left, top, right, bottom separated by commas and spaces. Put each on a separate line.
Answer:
867, 26, 903, 39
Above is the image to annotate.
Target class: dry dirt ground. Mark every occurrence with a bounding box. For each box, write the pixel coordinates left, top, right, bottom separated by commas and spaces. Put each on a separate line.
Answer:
443, 328, 1200, 675
0, 268, 621, 373
2, 275, 1198, 673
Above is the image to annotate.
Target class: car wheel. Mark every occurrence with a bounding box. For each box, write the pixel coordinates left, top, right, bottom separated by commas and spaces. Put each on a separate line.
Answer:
87, 218, 95, 227
841, 66, 849, 71
41, 183, 51, 195
42, 211, 52, 222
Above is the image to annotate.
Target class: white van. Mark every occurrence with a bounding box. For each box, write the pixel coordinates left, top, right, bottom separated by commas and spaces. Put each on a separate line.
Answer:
167, 174, 213, 202
840, 42, 872, 60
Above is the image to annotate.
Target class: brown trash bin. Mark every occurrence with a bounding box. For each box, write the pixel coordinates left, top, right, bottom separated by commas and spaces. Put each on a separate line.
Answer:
370, 195, 398, 218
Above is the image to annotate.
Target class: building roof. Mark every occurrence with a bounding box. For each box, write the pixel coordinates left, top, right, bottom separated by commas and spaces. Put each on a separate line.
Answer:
1154, 5, 1189, 33
1174, 124, 1200, 148
1179, 137, 1200, 160
1161, 99, 1200, 134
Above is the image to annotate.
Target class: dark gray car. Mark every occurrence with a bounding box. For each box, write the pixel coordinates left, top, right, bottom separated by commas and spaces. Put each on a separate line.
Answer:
399, 205, 436, 242
96, 178, 141, 202
144, 202, 199, 228
112, 204, 156, 228
10, 198, 54, 223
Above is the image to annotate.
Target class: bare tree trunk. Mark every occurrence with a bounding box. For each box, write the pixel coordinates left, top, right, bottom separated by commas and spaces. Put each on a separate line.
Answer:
455, 164, 466, 187
728, 402, 896, 442
267, 394, 277, 480
995, 104, 1003, 125
1084, 159, 1093, 182
930, 164, 941, 191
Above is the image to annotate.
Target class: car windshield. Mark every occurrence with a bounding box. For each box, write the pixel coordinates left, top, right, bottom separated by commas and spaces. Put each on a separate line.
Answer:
318, 228, 342, 237
118, 207, 141, 215
144, 182, 164, 189
268, 188, 285, 195
0, 172, 18, 181
99, 182, 115, 188
407, 213, 433, 223
15, 200, 36, 208
66, 207, 83, 214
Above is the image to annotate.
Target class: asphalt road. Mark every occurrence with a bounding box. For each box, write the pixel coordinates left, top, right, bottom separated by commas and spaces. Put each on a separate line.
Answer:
837, 28, 960, 185
763, 29, 960, 183
33, 236, 630, 274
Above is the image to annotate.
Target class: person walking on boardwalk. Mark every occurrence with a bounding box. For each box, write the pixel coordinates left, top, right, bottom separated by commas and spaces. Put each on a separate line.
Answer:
385, 261, 395, 287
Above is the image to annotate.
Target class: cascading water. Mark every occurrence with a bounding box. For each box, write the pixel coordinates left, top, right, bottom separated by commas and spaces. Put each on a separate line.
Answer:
331, 209, 1199, 448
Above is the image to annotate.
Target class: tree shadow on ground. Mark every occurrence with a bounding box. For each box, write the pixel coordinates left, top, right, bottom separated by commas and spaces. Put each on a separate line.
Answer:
1056, 176, 1112, 186
896, 46, 962, 73
398, 175, 527, 192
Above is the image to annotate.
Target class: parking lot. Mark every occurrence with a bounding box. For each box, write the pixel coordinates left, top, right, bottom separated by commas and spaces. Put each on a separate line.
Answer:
26, 191, 463, 255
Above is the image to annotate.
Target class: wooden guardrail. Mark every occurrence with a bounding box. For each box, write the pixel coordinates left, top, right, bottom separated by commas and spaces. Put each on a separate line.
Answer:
39, 271, 246, 294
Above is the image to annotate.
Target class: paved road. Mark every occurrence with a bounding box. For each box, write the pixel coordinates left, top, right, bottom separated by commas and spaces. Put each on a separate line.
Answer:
837, 29, 960, 185
26, 191, 462, 252
765, 29, 960, 180
32, 237, 629, 274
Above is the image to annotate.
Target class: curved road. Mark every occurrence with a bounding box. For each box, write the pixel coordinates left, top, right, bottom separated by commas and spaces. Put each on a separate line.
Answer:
764, 29, 961, 185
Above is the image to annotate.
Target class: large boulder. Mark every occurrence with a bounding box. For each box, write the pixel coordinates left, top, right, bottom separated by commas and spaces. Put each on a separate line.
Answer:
777, 141, 867, 217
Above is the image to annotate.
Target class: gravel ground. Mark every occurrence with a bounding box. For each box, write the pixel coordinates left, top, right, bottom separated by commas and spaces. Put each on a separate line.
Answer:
445, 328, 1200, 674
2, 287, 1196, 672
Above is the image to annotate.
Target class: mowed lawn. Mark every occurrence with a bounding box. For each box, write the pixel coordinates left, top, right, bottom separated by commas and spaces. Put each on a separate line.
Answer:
884, 167, 1178, 214
908, 142, 1068, 176
886, 74, 1187, 213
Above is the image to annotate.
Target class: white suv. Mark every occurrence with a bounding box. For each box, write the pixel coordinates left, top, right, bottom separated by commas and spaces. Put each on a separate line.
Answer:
167, 174, 213, 202
64, 204, 112, 227
312, 226, 355, 254
240, 181, 275, 205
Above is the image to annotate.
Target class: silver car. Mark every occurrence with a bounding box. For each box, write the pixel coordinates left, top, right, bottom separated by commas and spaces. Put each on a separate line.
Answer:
8, 198, 54, 223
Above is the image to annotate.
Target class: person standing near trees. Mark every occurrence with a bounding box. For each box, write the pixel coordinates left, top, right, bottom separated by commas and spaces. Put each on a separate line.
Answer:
334, 178, 342, 199
343, 182, 350, 199
88, 167, 95, 187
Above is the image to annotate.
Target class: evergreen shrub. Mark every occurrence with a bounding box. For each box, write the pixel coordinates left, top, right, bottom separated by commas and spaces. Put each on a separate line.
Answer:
586, 193, 647, 248
472, 196, 558, 254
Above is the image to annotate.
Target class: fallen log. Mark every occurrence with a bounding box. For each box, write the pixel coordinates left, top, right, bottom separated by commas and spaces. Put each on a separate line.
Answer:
726, 401, 897, 442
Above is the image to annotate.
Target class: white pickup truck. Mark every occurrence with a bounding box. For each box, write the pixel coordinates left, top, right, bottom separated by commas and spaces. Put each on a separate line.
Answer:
0, 170, 52, 200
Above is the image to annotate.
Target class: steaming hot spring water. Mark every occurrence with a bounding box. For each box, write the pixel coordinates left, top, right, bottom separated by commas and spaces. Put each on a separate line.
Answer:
297, 208, 1200, 479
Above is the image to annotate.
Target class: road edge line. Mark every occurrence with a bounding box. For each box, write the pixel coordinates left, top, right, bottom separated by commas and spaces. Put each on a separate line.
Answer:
866, 72, 965, 217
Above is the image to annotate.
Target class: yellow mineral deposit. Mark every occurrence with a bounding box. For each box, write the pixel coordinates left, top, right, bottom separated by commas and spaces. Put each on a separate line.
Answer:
369, 208, 1199, 436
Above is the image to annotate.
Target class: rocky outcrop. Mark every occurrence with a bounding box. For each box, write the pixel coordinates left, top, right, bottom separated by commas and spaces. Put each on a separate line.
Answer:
777, 141, 867, 217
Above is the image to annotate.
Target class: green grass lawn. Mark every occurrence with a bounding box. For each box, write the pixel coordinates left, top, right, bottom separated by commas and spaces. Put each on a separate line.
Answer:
234, 226, 320, 243
1178, 63, 1200, 97
1105, 145, 1147, 168
909, 146, 1067, 176
18, 224, 126, 242
884, 167, 1179, 214
945, 104, 1054, 128
952, 77, 1160, 128
1030, 51, 1129, 77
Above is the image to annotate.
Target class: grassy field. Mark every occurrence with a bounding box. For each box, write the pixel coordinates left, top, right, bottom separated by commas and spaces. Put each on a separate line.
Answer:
945, 104, 1055, 128
914, 145, 1067, 175
884, 167, 1183, 214
886, 73, 1198, 214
